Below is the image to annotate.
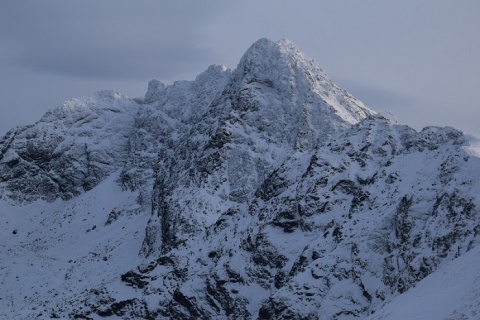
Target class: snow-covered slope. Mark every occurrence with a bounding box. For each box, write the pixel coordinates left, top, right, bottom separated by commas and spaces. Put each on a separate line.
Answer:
0, 170, 149, 319
367, 241, 480, 320
1, 38, 479, 319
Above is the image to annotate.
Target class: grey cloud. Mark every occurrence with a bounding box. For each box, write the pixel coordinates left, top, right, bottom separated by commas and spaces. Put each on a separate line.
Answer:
0, 1, 228, 80
12, 41, 211, 80
335, 80, 423, 129
335, 80, 413, 111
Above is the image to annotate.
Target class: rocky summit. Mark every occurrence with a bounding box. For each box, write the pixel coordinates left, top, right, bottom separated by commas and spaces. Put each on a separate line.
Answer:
1, 38, 480, 320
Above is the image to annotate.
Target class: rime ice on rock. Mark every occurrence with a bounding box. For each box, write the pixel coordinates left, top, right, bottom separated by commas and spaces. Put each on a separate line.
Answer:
1, 39, 480, 320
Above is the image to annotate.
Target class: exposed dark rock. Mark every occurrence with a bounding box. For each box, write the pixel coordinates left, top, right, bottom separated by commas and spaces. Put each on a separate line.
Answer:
121, 271, 150, 289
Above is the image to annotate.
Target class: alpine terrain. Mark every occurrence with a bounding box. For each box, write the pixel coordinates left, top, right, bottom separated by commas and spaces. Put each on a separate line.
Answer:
1, 38, 480, 320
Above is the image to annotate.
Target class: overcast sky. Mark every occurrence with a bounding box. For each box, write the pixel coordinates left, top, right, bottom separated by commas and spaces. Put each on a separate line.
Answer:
1, 1, 479, 136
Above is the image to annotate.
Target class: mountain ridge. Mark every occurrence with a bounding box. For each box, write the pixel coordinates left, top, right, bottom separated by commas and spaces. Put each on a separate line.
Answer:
1, 38, 479, 319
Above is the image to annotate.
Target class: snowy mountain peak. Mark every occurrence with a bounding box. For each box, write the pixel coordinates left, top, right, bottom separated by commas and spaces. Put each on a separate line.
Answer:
235, 37, 319, 83
232, 38, 375, 128
2, 38, 480, 320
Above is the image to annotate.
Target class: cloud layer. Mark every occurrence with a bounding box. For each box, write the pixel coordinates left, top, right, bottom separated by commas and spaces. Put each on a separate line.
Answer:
0, 1, 227, 80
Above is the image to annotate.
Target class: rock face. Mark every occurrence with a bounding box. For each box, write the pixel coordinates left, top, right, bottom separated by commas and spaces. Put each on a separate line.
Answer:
0, 90, 138, 202
1, 38, 480, 319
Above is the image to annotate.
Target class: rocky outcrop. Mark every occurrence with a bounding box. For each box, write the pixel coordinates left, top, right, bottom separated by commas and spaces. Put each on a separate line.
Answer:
0, 90, 138, 202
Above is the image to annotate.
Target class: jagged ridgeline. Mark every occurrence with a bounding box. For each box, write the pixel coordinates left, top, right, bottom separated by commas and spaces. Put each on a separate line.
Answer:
1, 38, 479, 319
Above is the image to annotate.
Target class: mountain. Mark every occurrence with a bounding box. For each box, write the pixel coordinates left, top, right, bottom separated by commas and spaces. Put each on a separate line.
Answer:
1, 38, 480, 320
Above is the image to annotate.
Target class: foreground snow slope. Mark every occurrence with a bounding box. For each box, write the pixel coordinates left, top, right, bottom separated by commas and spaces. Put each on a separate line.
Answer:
368, 242, 480, 320
1, 38, 480, 319
0, 170, 150, 319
